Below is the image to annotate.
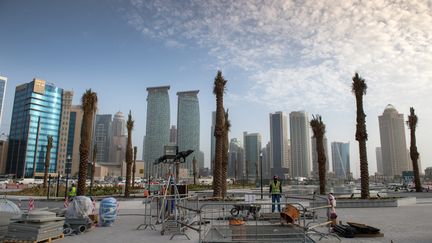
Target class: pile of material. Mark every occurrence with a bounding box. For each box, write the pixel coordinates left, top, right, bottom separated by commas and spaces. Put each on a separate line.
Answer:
4, 211, 64, 242
64, 196, 95, 235
333, 221, 383, 238
0, 198, 21, 241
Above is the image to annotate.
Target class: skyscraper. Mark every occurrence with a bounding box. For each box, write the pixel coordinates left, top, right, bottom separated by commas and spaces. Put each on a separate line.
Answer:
311, 136, 329, 177
6, 79, 63, 178
112, 111, 126, 137
289, 111, 311, 178
169, 125, 177, 144
269, 111, 290, 177
228, 138, 244, 180
110, 112, 126, 165
0, 76, 7, 127
57, 91, 73, 175
262, 142, 271, 179
95, 114, 112, 162
376, 147, 383, 175
177, 90, 200, 175
144, 86, 170, 178
67, 105, 84, 176
210, 111, 216, 172
331, 142, 350, 179
243, 132, 261, 181
378, 105, 409, 177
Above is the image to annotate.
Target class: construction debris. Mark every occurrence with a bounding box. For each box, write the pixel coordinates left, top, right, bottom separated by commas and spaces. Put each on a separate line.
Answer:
333, 221, 383, 238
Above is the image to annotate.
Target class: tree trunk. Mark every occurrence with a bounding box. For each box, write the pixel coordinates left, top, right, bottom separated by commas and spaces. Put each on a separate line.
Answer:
212, 104, 225, 198
221, 130, 228, 198
43, 137, 53, 188
132, 146, 137, 189
193, 156, 197, 185
409, 127, 422, 192
125, 145, 132, 197
78, 111, 94, 196
355, 94, 369, 199
316, 135, 326, 195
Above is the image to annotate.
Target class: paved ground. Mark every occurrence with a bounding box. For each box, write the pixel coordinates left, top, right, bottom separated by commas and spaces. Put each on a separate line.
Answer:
58, 197, 432, 243
3, 192, 432, 242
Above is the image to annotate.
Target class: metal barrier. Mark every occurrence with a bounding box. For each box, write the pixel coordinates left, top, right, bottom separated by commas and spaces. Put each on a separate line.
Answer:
137, 194, 199, 240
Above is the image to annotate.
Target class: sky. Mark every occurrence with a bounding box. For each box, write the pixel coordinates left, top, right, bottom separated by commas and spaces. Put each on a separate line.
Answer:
1, 0, 431, 178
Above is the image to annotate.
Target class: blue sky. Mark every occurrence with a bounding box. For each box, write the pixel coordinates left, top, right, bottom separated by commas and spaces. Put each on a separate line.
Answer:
1, 0, 431, 177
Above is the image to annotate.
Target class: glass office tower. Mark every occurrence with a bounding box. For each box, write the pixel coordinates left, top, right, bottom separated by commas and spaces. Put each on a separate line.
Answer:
177, 90, 200, 174
0, 76, 7, 127
6, 79, 63, 178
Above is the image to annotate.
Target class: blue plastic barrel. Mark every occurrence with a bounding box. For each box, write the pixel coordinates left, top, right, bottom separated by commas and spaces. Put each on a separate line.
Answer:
99, 197, 118, 227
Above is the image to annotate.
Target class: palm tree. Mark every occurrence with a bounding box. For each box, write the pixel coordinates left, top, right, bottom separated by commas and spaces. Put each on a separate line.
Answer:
132, 146, 137, 189
192, 156, 197, 185
352, 73, 369, 199
221, 109, 231, 198
91, 144, 97, 188
43, 136, 53, 188
212, 71, 227, 198
310, 115, 327, 195
407, 107, 422, 192
125, 111, 134, 197
77, 89, 98, 196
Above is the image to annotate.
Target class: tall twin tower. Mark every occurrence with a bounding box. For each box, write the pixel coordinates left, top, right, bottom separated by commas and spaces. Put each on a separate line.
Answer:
144, 86, 202, 179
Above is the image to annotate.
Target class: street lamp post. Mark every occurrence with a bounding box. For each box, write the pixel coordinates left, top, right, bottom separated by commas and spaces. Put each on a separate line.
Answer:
65, 155, 71, 199
260, 152, 263, 200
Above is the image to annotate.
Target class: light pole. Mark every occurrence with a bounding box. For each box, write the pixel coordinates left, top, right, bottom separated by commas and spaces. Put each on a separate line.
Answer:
260, 152, 263, 200
65, 155, 71, 199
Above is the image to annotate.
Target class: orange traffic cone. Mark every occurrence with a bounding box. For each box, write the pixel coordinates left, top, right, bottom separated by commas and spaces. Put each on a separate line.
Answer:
144, 189, 149, 198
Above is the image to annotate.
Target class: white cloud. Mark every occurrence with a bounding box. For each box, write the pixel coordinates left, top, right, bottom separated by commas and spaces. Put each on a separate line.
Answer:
125, 0, 432, 113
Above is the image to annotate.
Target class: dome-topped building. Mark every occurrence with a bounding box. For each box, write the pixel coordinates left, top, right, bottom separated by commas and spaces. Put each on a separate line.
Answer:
378, 104, 410, 176
112, 111, 126, 137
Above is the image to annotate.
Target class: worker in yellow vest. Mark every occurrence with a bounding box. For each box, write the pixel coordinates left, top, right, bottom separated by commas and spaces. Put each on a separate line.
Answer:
269, 175, 282, 212
68, 182, 77, 199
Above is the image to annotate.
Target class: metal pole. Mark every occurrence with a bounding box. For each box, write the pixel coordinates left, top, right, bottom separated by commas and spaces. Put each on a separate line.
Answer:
65, 156, 70, 199
56, 173, 60, 197
260, 154, 263, 200
47, 174, 51, 200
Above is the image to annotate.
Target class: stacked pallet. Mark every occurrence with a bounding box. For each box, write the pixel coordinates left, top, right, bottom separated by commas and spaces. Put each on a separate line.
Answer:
4, 211, 64, 243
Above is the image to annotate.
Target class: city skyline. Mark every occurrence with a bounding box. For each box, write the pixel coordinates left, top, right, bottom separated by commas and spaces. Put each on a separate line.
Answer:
1, 1, 431, 177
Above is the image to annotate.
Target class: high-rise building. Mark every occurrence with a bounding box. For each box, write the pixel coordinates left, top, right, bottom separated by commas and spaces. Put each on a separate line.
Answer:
243, 132, 261, 181
0, 139, 8, 174
142, 135, 146, 161
0, 76, 7, 127
262, 142, 272, 179
110, 112, 127, 165
269, 111, 290, 177
144, 86, 170, 178
376, 147, 383, 174
210, 111, 216, 172
378, 105, 409, 177
112, 111, 126, 137
95, 114, 112, 162
57, 91, 73, 175
6, 79, 63, 178
289, 111, 311, 178
169, 125, 177, 144
331, 142, 350, 179
228, 138, 244, 180
67, 105, 84, 176
177, 90, 200, 175
311, 136, 329, 177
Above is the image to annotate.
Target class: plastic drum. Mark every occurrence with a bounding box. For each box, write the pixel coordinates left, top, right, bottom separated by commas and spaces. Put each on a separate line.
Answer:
99, 197, 117, 227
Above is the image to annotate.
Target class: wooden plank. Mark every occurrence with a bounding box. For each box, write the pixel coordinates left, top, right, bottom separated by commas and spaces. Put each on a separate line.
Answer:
4, 234, 64, 243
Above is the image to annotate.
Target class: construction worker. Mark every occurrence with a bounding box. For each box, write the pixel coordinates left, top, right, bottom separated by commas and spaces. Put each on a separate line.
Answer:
269, 175, 282, 212
68, 182, 77, 200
